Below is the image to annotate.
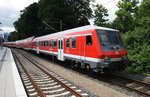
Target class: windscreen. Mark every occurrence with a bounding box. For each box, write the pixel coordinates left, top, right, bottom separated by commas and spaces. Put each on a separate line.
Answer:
97, 29, 124, 50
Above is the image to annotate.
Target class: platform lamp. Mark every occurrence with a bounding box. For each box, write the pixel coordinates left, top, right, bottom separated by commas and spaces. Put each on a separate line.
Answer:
0, 22, 3, 49
0, 29, 3, 50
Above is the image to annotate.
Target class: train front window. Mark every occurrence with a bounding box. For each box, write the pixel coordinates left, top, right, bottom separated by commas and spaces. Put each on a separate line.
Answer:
97, 29, 124, 50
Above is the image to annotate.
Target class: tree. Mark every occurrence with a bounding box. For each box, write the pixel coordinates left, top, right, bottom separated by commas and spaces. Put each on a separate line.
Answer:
7, 31, 19, 41
38, 0, 93, 34
13, 3, 39, 39
13, 0, 94, 40
124, 0, 150, 73
135, 0, 150, 27
115, 0, 139, 32
93, 4, 109, 27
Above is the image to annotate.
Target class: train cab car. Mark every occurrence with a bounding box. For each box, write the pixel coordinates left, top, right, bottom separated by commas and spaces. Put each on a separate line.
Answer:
4, 42, 16, 47
63, 26, 127, 73
22, 36, 34, 50
31, 25, 127, 73
94, 29, 127, 72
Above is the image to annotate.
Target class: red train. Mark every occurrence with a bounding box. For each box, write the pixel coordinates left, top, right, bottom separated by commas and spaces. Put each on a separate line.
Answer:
4, 25, 127, 73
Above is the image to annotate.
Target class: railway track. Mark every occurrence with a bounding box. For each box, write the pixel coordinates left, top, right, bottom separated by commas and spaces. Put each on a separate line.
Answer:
107, 74, 150, 97
12, 49, 90, 97
12, 48, 150, 97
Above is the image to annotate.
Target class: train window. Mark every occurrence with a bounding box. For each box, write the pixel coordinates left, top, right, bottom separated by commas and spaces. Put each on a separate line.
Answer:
36, 42, 39, 46
72, 37, 76, 48
53, 40, 57, 47
50, 40, 52, 47
45, 41, 47, 46
46, 41, 48, 46
43, 41, 45, 46
86, 35, 92, 45
40, 41, 41, 46
61, 40, 63, 49
47, 41, 49, 46
43, 41, 46, 46
58, 40, 60, 49
46, 41, 47, 46
42, 41, 43, 46
45, 41, 46, 46
66, 38, 70, 48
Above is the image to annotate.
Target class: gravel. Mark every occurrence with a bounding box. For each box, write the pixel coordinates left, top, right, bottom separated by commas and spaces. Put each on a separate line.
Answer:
115, 71, 150, 83
15, 49, 98, 97
19, 50, 130, 97
16, 49, 150, 97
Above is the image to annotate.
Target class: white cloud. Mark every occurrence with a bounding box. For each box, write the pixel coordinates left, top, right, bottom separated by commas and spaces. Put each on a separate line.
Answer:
0, 26, 15, 33
10, 14, 17, 18
0, 0, 38, 33
95, 0, 119, 21
0, 0, 120, 31
0, 0, 38, 11
89, 0, 119, 25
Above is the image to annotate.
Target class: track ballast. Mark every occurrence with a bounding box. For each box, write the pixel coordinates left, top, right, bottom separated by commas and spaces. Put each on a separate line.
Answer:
12, 49, 90, 97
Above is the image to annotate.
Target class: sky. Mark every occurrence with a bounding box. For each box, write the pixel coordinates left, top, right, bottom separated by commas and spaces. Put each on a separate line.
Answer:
0, 0, 119, 33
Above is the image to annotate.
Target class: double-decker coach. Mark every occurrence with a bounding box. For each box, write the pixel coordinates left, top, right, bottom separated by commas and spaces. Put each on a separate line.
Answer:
31, 25, 127, 73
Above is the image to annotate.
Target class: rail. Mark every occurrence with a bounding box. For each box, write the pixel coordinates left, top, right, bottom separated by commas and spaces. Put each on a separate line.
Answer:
12, 49, 84, 97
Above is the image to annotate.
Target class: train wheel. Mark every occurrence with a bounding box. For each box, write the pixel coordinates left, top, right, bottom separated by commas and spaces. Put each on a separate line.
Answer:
70, 61, 75, 69
85, 64, 91, 71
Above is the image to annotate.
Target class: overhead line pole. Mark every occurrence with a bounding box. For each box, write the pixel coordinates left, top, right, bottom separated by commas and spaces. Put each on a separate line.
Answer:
60, 20, 62, 31
0, 29, 3, 50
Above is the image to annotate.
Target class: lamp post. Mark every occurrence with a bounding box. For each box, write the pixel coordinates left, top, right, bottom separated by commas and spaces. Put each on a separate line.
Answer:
0, 29, 3, 50
0, 22, 3, 50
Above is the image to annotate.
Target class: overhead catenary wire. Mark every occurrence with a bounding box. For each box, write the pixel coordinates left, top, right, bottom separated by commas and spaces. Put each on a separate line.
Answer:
42, 21, 58, 32
101, 0, 115, 5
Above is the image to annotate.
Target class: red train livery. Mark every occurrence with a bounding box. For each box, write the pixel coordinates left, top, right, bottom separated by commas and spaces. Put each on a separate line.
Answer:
4, 25, 127, 73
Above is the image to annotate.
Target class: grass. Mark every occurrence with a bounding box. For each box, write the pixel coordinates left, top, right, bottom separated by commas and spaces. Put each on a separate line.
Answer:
143, 73, 150, 76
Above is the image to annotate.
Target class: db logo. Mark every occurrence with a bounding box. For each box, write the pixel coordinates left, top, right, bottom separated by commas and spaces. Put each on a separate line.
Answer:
115, 51, 119, 55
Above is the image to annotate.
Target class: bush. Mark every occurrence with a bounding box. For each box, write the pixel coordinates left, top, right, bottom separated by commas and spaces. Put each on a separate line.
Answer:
124, 27, 150, 74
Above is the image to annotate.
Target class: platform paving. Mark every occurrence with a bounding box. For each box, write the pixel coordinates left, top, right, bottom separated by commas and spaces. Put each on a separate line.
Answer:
0, 48, 6, 72
0, 47, 27, 97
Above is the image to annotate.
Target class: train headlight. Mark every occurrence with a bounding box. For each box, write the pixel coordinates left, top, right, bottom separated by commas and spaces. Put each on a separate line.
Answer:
104, 56, 111, 61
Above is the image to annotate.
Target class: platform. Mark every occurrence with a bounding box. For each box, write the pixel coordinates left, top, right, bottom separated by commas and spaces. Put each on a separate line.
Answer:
0, 47, 27, 97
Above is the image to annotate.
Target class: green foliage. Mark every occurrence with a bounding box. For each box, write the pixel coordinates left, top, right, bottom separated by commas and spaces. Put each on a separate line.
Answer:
13, 3, 39, 40
124, 0, 150, 74
115, 0, 139, 32
38, 0, 92, 34
126, 44, 150, 74
8, 31, 19, 41
93, 4, 109, 27
12, 0, 93, 40
135, 0, 150, 27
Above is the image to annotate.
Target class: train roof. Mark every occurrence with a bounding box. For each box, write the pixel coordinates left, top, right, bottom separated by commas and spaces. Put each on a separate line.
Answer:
33, 25, 118, 41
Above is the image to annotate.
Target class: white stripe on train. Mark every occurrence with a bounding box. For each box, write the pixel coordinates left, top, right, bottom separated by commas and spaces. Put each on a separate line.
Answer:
31, 48, 122, 62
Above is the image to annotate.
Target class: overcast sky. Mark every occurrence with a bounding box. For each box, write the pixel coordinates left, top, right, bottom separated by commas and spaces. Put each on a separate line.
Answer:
0, 0, 119, 33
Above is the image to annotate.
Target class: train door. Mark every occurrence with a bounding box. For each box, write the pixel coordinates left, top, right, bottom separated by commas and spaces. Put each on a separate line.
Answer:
79, 37, 86, 68
36, 41, 39, 54
58, 38, 64, 61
